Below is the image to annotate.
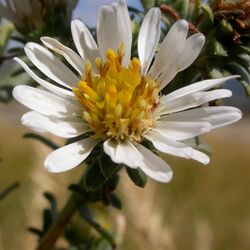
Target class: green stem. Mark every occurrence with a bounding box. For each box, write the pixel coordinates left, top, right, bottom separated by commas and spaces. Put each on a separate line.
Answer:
36, 194, 76, 250
36, 171, 87, 250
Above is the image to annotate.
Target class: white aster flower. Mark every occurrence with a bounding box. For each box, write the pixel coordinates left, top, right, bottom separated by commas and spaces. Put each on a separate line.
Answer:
13, 0, 242, 183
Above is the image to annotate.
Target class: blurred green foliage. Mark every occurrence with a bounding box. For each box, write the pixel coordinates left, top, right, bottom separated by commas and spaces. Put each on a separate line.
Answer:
130, 0, 250, 96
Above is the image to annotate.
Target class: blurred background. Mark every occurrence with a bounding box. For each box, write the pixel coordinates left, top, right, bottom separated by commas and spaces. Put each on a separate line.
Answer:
1, 0, 250, 250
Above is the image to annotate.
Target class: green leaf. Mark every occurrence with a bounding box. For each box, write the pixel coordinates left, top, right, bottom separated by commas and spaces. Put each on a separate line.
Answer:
0, 182, 19, 201
174, 0, 189, 19
0, 85, 13, 103
84, 152, 121, 192
7, 47, 24, 54
83, 161, 106, 191
0, 57, 32, 102
101, 174, 120, 206
126, 167, 147, 188
230, 45, 250, 56
44, 192, 58, 218
188, 0, 201, 22
78, 205, 116, 248
42, 209, 53, 233
208, 68, 225, 79
27, 227, 43, 237
68, 184, 87, 196
99, 153, 121, 180
110, 193, 122, 210
68, 183, 103, 203
198, 4, 214, 31
235, 54, 250, 71
23, 133, 59, 149
206, 38, 228, 57
213, 41, 228, 57
216, 19, 233, 38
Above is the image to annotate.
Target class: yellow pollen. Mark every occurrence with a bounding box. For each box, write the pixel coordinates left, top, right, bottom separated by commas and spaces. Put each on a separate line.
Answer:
73, 45, 159, 142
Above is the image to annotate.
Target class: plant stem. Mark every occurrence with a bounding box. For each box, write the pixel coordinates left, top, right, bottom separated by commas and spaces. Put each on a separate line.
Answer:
37, 194, 76, 250
36, 171, 87, 250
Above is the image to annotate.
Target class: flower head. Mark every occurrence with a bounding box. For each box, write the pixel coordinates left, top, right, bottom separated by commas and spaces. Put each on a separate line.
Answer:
0, 0, 45, 30
0, 0, 77, 33
13, 0, 242, 183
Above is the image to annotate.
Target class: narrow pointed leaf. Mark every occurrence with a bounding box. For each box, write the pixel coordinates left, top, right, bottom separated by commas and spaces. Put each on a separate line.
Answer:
126, 167, 147, 188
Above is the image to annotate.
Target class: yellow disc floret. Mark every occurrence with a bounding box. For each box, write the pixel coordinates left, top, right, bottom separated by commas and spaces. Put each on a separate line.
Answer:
73, 46, 159, 142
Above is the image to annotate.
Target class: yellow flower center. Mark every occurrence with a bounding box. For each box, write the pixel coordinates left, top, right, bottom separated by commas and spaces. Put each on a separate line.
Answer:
73, 46, 159, 142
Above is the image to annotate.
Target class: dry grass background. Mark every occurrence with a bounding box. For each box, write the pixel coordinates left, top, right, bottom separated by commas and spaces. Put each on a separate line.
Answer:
0, 101, 250, 250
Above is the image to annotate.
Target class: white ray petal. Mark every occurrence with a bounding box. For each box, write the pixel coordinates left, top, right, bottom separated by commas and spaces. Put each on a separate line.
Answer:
103, 139, 116, 162
14, 57, 75, 100
138, 7, 161, 75
159, 33, 205, 89
103, 139, 143, 168
161, 106, 242, 129
152, 120, 211, 140
45, 137, 98, 173
21, 111, 90, 138
177, 33, 205, 71
13, 85, 82, 118
97, 0, 132, 66
136, 144, 173, 183
41, 37, 85, 75
71, 20, 99, 68
163, 76, 238, 102
115, 0, 132, 66
24, 42, 79, 89
158, 89, 232, 115
149, 19, 189, 79
144, 131, 210, 164
97, 6, 120, 61
190, 149, 210, 165
144, 131, 194, 158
